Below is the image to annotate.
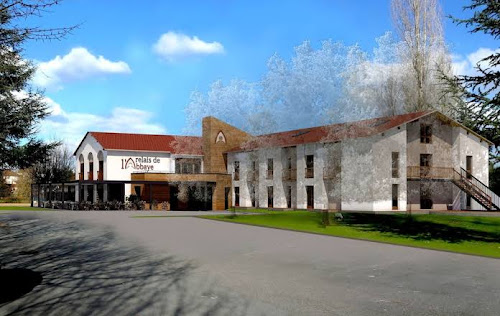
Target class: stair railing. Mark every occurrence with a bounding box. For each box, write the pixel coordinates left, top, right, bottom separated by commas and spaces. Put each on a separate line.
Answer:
457, 168, 500, 210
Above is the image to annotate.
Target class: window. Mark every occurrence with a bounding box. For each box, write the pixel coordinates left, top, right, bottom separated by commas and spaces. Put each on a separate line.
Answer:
175, 158, 201, 174
88, 153, 94, 180
234, 161, 240, 180
79, 162, 84, 180
267, 158, 273, 179
392, 184, 398, 210
98, 160, 104, 181
305, 155, 314, 178
392, 152, 399, 178
284, 157, 295, 181
420, 124, 432, 143
267, 186, 273, 208
250, 160, 258, 181
420, 154, 432, 167
79, 154, 84, 181
234, 187, 240, 207
88, 161, 94, 180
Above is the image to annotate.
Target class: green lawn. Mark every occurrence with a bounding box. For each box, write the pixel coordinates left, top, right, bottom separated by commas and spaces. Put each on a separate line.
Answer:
0, 206, 48, 211
229, 208, 294, 214
203, 211, 500, 258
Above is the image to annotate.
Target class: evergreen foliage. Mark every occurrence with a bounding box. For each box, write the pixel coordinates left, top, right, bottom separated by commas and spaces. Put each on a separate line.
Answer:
450, 0, 500, 164
0, 1, 74, 172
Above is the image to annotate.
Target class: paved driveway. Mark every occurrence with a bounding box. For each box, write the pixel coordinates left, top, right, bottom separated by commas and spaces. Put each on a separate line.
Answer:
0, 211, 499, 315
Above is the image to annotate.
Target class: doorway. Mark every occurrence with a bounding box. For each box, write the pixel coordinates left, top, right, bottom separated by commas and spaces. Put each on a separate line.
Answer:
286, 185, 292, 208
392, 184, 398, 210
420, 154, 432, 178
267, 186, 273, 208
466, 156, 473, 179
420, 184, 433, 209
306, 186, 314, 209
170, 186, 179, 210
250, 184, 256, 207
234, 187, 240, 207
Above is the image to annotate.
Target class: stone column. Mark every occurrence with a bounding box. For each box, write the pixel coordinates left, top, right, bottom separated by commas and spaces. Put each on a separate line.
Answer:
75, 184, 80, 202
103, 184, 108, 202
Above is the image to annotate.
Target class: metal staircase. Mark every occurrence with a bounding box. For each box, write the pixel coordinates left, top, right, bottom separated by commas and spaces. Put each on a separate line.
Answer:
452, 168, 500, 211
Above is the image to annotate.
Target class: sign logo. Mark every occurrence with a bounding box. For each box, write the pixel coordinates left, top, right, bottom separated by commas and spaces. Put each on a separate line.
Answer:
121, 156, 161, 172
216, 131, 226, 144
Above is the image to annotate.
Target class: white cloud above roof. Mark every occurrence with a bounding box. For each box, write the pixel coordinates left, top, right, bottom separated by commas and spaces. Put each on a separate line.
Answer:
452, 47, 500, 76
152, 31, 224, 61
39, 97, 166, 148
33, 47, 132, 90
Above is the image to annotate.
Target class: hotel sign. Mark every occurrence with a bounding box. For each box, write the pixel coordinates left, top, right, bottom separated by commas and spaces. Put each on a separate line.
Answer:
121, 156, 161, 172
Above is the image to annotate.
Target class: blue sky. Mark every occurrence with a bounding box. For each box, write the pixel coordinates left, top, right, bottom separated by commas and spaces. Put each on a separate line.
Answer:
23, 0, 498, 147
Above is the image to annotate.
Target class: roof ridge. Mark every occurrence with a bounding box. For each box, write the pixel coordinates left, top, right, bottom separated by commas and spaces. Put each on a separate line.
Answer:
89, 131, 202, 138
225, 110, 435, 153
253, 110, 433, 138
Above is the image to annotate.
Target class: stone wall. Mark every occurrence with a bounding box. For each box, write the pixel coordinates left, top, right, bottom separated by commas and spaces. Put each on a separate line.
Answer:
202, 116, 252, 174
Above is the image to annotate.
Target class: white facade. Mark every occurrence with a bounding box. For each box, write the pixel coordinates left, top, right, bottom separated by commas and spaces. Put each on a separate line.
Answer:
229, 129, 409, 211
227, 113, 492, 212
73, 134, 203, 202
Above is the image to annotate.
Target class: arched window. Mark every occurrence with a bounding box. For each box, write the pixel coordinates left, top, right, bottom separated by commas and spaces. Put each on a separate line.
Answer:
88, 152, 94, 180
97, 151, 104, 181
79, 154, 84, 181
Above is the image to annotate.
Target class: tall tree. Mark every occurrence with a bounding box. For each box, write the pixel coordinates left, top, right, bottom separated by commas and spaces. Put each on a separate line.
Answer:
184, 40, 371, 135
450, 0, 500, 164
0, 1, 74, 171
391, 0, 447, 111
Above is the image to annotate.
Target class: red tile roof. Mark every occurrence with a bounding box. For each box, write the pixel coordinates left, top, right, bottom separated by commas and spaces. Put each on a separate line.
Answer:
87, 132, 203, 155
226, 111, 433, 152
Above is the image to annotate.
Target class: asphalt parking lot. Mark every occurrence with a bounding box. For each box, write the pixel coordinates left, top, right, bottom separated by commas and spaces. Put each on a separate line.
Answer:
0, 211, 499, 315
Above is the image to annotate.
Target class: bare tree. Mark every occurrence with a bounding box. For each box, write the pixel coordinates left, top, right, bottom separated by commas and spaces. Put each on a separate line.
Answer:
30, 144, 74, 184
391, 0, 445, 111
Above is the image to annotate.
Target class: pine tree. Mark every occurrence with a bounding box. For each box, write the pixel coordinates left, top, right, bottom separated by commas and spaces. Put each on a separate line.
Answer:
0, 1, 75, 171
451, 0, 500, 164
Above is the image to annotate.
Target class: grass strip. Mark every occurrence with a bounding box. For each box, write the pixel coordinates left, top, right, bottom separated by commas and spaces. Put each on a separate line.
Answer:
0, 206, 50, 211
202, 211, 500, 258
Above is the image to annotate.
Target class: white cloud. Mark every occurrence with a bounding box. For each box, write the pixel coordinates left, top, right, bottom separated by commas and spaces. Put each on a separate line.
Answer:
452, 47, 500, 76
33, 47, 131, 90
152, 31, 224, 61
39, 97, 166, 149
